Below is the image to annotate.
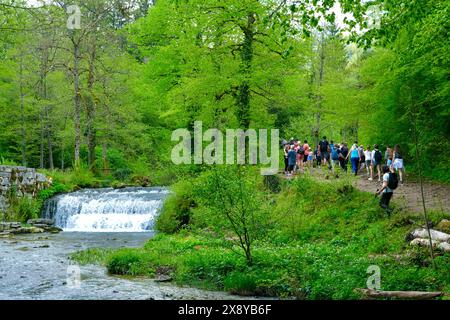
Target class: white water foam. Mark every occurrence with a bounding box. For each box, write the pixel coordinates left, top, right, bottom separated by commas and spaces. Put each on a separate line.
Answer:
43, 187, 168, 232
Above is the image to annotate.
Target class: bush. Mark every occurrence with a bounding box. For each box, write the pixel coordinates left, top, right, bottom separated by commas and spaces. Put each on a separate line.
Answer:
106, 249, 151, 275
17, 197, 40, 222
224, 272, 257, 295
156, 180, 196, 233
38, 182, 69, 202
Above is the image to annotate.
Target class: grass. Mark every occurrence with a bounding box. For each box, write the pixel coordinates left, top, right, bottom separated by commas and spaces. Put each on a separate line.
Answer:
71, 173, 450, 299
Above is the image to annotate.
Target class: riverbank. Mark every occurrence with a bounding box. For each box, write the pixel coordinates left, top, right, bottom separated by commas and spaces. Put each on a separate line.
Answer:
72, 171, 450, 299
0, 232, 254, 300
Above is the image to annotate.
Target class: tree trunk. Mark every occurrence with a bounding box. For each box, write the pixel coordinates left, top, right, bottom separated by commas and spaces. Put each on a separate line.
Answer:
357, 289, 443, 300
315, 33, 325, 145
45, 106, 54, 170
73, 40, 81, 167
39, 113, 44, 169
18, 55, 27, 167
86, 41, 97, 170
102, 142, 108, 173
236, 13, 255, 129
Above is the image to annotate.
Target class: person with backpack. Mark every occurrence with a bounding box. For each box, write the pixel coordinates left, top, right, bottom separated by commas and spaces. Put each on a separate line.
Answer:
385, 145, 393, 166
364, 145, 373, 178
358, 145, 365, 171
347, 142, 361, 176
283, 144, 290, 174
330, 140, 339, 173
319, 136, 329, 166
376, 165, 398, 214
314, 145, 321, 167
287, 145, 297, 176
371, 144, 382, 182
338, 142, 348, 172
392, 144, 404, 184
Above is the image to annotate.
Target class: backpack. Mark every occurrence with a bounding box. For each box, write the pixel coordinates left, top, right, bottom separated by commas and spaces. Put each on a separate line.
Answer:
320, 140, 328, 152
331, 146, 339, 160
374, 150, 382, 163
387, 172, 398, 190
297, 146, 305, 155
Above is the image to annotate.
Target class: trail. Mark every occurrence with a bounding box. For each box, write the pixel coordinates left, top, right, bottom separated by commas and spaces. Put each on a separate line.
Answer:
280, 165, 450, 214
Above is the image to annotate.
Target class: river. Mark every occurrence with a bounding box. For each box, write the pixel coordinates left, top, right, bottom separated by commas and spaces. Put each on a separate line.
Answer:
0, 187, 253, 300
0, 232, 250, 300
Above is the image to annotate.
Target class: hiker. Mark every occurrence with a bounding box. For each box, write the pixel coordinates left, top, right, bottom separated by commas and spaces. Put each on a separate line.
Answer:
338, 142, 348, 172
303, 140, 313, 166
347, 142, 361, 176
359, 145, 365, 171
385, 145, 393, 166
319, 136, 329, 166
330, 141, 340, 173
371, 144, 382, 182
293, 140, 300, 172
296, 141, 305, 172
376, 165, 398, 214
392, 144, 404, 184
315, 145, 322, 167
303, 140, 311, 168
364, 145, 373, 178
283, 144, 290, 174
287, 145, 297, 176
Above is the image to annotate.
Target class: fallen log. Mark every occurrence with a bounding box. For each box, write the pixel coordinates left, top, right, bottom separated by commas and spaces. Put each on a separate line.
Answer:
409, 238, 450, 252
407, 228, 450, 242
357, 289, 443, 300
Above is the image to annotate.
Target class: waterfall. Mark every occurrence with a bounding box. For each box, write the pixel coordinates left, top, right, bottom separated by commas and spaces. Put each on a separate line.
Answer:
42, 187, 168, 232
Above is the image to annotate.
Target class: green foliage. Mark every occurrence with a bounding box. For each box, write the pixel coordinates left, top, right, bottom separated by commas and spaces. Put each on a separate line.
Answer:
156, 179, 196, 233
16, 197, 40, 222
106, 249, 153, 276
71, 248, 113, 265
37, 182, 69, 202
73, 175, 450, 299
224, 272, 257, 296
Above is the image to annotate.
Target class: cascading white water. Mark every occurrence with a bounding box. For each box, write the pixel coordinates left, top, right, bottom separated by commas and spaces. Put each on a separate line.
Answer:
42, 187, 168, 232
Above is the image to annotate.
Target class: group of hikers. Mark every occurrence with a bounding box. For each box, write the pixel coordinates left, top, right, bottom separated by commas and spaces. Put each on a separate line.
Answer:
282, 137, 405, 213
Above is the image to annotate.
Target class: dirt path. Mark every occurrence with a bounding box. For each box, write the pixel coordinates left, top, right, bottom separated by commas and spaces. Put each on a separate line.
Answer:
280, 167, 450, 214
355, 172, 449, 213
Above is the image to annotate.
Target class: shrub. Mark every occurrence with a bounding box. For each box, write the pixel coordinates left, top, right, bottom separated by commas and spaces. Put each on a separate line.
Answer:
156, 180, 196, 233
224, 272, 257, 295
17, 197, 40, 222
106, 249, 151, 275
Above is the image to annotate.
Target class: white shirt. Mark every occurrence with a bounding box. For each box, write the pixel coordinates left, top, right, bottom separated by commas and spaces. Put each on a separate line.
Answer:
364, 150, 372, 161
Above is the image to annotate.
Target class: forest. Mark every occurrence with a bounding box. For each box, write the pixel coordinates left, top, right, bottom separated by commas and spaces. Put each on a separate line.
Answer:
0, 0, 449, 300
1, 0, 448, 182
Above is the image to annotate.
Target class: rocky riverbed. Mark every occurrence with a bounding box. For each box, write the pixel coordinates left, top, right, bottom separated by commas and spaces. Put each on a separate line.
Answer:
0, 232, 256, 300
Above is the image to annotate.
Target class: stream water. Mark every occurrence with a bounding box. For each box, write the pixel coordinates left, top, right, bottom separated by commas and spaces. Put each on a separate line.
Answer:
0, 187, 254, 300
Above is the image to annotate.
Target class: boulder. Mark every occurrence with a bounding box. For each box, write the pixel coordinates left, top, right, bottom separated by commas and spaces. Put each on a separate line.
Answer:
27, 218, 54, 226
154, 275, 173, 282
437, 242, 450, 252
10, 227, 45, 234
10, 222, 22, 229
36, 173, 47, 183
43, 226, 63, 233
410, 238, 439, 248
435, 219, 450, 233
407, 228, 450, 243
